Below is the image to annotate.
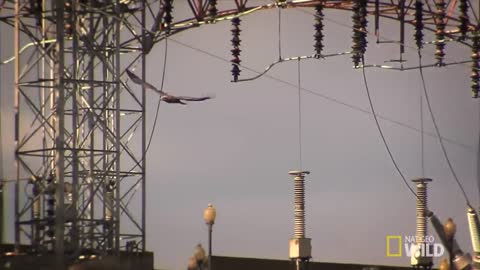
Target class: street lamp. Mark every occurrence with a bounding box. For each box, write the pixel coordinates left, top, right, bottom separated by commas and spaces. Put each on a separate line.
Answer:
203, 204, 216, 270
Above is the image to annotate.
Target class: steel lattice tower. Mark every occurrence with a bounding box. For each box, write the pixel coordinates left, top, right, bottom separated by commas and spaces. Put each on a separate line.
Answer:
2, 0, 152, 266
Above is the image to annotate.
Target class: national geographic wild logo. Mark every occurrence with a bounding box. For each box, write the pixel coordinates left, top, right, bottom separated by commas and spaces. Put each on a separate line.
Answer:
386, 235, 445, 258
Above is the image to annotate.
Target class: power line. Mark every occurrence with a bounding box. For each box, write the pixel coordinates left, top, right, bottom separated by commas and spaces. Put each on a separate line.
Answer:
145, 37, 167, 154
0, 21, 3, 181
278, 7, 282, 60
297, 59, 303, 170
122, 37, 168, 208
420, 77, 425, 177
477, 103, 480, 202
360, 56, 418, 199
167, 37, 474, 152
417, 50, 473, 207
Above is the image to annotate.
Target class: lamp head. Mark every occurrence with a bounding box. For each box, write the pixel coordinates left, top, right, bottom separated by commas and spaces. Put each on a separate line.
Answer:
203, 204, 216, 225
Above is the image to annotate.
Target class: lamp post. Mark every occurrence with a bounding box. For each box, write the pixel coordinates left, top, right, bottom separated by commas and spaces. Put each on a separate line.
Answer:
203, 204, 216, 270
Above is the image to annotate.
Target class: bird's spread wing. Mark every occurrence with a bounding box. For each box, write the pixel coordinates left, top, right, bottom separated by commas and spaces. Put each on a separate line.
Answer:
125, 69, 166, 96
177, 95, 214, 102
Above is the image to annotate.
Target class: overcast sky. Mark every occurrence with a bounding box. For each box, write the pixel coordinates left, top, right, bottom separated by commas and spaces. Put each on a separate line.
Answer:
1, 1, 480, 270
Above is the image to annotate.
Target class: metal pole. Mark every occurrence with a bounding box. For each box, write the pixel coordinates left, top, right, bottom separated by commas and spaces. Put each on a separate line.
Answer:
13, 0, 20, 253
0, 18, 3, 245
141, 0, 147, 252
208, 223, 212, 270
55, 0, 66, 268
114, 3, 122, 254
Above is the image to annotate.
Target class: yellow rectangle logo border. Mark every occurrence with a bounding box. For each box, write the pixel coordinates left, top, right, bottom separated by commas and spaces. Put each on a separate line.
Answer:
386, 235, 402, 257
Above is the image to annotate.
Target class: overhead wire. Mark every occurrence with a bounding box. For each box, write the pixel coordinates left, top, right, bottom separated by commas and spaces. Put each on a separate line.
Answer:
123, 37, 168, 210
277, 1, 303, 169
168, 37, 473, 152
145, 37, 167, 155
0, 23, 3, 182
297, 58, 303, 170
417, 50, 473, 207
478, 103, 480, 201
300, 3, 476, 203
278, 6, 282, 60
420, 73, 425, 177
360, 55, 418, 199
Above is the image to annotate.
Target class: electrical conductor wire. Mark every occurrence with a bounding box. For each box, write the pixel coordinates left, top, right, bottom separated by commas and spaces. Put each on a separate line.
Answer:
417, 50, 472, 207
123, 37, 168, 210
361, 56, 418, 199
168, 37, 472, 152
298, 59, 303, 170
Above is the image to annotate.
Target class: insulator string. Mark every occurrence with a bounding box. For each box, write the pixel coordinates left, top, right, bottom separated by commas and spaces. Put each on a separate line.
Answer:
208, 0, 218, 19
231, 17, 242, 82
414, 0, 424, 49
472, 32, 480, 98
352, 0, 368, 67
434, 0, 446, 66
314, 2, 324, 57
164, 0, 173, 34
459, 0, 470, 40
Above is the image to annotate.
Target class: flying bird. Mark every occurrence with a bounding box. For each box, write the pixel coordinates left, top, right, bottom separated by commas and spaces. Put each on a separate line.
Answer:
126, 69, 213, 105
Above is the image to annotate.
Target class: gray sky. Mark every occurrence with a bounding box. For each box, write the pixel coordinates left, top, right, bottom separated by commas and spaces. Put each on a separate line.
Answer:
1, 1, 480, 270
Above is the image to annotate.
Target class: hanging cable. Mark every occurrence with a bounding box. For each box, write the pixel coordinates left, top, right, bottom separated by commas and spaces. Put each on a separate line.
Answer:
145, 38, 167, 158
415, 0, 425, 177
361, 55, 418, 199
169, 37, 473, 151
0, 24, 3, 185
477, 104, 480, 202
417, 50, 472, 207
123, 37, 168, 179
278, 7, 282, 59
297, 59, 303, 170
420, 81, 425, 177
121, 37, 168, 212
145, 41, 167, 153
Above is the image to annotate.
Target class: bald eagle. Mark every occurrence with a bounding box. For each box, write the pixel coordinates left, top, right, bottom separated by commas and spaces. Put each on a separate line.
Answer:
126, 69, 214, 105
